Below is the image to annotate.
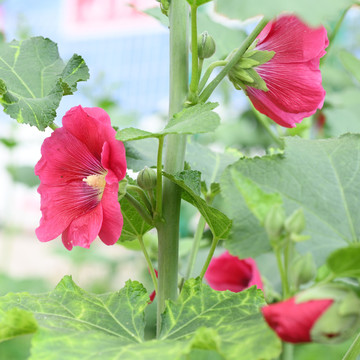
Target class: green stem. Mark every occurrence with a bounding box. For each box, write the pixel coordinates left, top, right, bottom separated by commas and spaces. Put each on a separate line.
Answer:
199, 17, 269, 103
281, 342, 293, 360
275, 247, 290, 299
200, 237, 219, 279
342, 332, 360, 360
155, 136, 165, 218
251, 103, 283, 146
198, 60, 228, 93
189, 5, 199, 97
124, 192, 153, 225
138, 235, 158, 294
49, 123, 58, 130
126, 185, 153, 214
156, 0, 189, 337
198, 58, 204, 80
184, 215, 207, 282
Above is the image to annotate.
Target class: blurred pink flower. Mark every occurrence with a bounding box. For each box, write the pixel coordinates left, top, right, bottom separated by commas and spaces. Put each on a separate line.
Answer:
247, 15, 328, 128
262, 297, 333, 343
205, 251, 264, 292
35, 105, 126, 250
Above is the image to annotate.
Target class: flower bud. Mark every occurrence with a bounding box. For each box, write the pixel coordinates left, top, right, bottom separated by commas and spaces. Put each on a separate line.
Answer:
197, 31, 216, 59
264, 204, 285, 241
137, 167, 157, 191
289, 253, 316, 288
285, 208, 305, 236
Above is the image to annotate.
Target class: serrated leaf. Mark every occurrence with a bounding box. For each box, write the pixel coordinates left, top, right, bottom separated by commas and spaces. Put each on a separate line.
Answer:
119, 178, 154, 242
215, 0, 353, 25
0, 37, 89, 130
326, 245, 360, 278
164, 171, 232, 240
220, 135, 360, 262
117, 103, 220, 142
160, 278, 281, 360
339, 50, 360, 84
0, 308, 37, 342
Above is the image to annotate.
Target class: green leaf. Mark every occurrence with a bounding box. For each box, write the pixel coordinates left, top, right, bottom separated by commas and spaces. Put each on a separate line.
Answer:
220, 135, 360, 261
339, 50, 360, 84
164, 171, 232, 240
326, 245, 360, 278
119, 178, 154, 242
160, 278, 281, 360
0, 308, 37, 342
117, 103, 220, 141
186, 0, 213, 7
125, 138, 158, 172
214, 0, 353, 25
6, 165, 39, 187
0, 37, 89, 130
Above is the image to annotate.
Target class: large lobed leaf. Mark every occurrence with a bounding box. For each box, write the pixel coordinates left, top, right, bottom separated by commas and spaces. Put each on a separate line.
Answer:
0, 37, 89, 130
221, 135, 360, 263
0, 277, 280, 360
215, 0, 354, 25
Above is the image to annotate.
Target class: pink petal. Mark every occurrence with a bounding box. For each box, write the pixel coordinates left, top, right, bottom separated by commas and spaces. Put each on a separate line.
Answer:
62, 106, 127, 181
62, 204, 103, 250
262, 298, 333, 343
205, 251, 263, 292
35, 127, 104, 186
98, 183, 123, 245
36, 181, 102, 242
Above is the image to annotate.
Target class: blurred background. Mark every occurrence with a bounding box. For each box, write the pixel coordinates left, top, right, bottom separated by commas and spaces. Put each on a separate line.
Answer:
0, 0, 360, 358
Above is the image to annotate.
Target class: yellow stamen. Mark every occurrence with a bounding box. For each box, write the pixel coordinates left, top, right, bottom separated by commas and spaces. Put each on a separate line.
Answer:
83, 172, 107, 199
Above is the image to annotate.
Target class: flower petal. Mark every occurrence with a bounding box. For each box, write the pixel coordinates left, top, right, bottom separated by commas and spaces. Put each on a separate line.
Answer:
62, 204, 103, 250
98, 183, 123, 245
262, 298, 333, 343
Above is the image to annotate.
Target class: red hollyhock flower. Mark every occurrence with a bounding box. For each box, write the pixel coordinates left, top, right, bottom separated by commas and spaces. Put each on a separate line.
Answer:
35, 106, 126, 250
246, 15, 328, 128
262, 297, 333, 343
205, 251, 264, 292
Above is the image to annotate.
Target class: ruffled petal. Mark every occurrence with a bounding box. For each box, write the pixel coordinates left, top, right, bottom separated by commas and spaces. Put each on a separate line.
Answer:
256, 15, 328, 63
35, 127, 105, 186
36, 180, 103, 242
62, 204, 103, 250
98, 183, 123, 245
62, 106, 127, 181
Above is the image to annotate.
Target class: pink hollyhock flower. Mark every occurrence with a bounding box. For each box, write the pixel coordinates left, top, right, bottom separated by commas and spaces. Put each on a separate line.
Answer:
231, 15, 329, 128
262, 297, 333, 343
35, 105, 126, 250
205, 251, 264, 292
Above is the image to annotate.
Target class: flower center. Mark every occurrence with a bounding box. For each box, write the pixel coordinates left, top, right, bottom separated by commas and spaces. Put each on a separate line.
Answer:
83, 172, 107, 199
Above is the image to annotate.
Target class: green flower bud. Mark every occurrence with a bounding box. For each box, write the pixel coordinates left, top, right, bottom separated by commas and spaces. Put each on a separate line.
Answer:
264, 204, 285, 241
197, 31, 216, 59
285, 208, 305, 235
297, 284, 360, 344
137, 167, 157, 191
290, 253, 316, 288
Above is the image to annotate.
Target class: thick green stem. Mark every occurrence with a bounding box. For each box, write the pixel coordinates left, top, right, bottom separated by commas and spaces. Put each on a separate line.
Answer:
189, 5, 199, 97
200, 237, 219, 279
199, 17, 268, 103
156, 0, 189, 336
138, 235, 158, 294
198, 60, 228, 93
184, 215, 207, 282
155, 136, 165, 218
342, 332, 360, 360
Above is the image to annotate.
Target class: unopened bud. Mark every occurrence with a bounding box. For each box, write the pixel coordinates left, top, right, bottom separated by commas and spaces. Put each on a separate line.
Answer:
285, 208, 305, 235
290, 253, 316, 288
264, 204, 285, 241
197, 32, 216, 59
137, 167, 157, 191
